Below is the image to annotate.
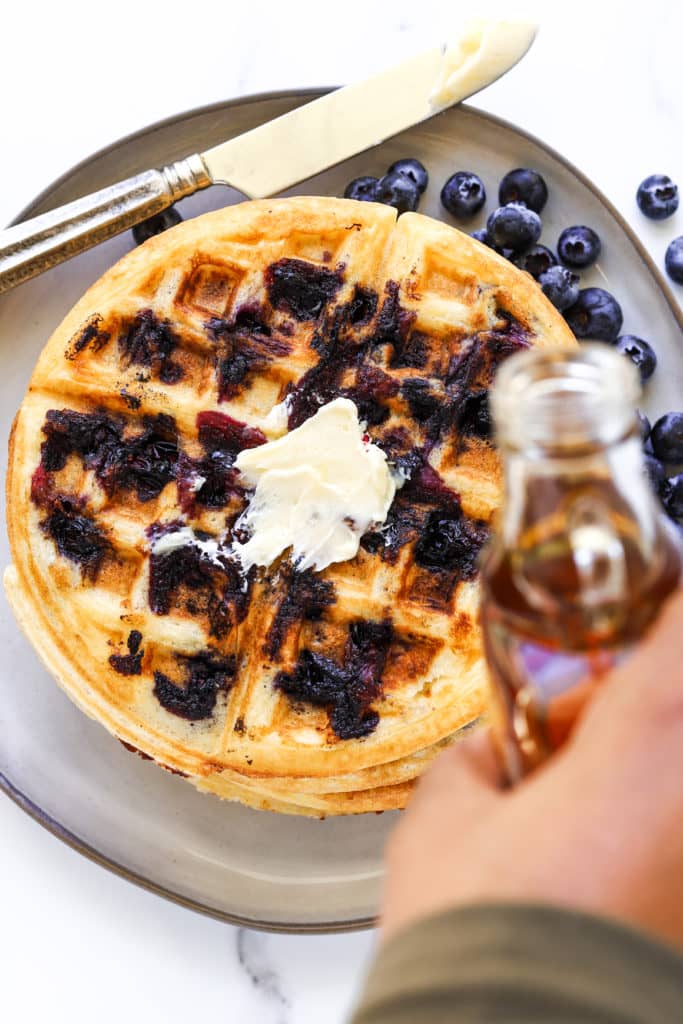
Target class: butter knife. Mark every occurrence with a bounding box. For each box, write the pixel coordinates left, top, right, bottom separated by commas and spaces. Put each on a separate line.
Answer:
0, 22, 537, 295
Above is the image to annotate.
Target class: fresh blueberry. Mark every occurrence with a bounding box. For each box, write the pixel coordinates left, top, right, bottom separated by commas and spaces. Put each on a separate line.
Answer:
557, 225, 601, 268
515, 244, 557, 280
613, 335, 657, 383
636, 175, 679, 220
375, 170, 421, 214
387, 158, 428, 194
644, 454, 667, 493
662, 474, 683, 520
374, 169, 421, 214
132, 207, 182, 246
564, 287, 623, 341
665, 236, 683, 285
498, 168, 548, 213
651, 412, 683, 462
538, 265, 580, 311
344, 176, 379, 202
636, 409, 651, 443
487, 203, 542, 253
471, 228, 490, 245
440, 171, 486, 219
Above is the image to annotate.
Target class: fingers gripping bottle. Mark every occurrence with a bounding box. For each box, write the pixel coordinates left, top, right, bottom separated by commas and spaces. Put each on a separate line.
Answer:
481, 345, 680, 782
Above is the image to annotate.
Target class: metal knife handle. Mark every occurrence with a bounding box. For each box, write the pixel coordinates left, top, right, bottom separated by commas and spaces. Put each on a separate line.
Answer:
0, 154, 212, 295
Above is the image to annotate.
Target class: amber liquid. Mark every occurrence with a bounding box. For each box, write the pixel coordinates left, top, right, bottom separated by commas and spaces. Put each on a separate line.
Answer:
481, 478, 681, 781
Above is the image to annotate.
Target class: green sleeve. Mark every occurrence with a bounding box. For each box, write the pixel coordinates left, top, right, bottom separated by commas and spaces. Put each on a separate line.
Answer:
351, 903, 683, 1023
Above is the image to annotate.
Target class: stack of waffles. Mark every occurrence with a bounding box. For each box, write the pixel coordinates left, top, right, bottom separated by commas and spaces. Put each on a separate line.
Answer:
5, 197, 575, 815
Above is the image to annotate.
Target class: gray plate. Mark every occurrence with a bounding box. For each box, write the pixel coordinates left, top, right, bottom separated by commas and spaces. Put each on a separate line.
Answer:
1, 91, 682, 934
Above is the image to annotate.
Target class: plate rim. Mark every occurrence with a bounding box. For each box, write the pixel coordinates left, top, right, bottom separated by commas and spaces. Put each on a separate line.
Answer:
2, 88, 681, 936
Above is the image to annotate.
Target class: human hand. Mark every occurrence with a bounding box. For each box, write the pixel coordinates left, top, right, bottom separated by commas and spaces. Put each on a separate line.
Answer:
382, 589, 683, 950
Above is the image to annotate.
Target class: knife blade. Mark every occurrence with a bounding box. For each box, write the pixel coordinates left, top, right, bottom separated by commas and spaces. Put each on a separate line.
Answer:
0, 20, 537, 294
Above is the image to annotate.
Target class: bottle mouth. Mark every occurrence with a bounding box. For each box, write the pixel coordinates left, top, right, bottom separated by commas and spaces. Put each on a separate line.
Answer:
491, 344, 641, 454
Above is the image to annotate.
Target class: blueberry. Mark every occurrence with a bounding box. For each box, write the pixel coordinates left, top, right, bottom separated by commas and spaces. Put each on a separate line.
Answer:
440, 171, 486, 219
644, 454, 667, 493
515, 244, 557, 280
344, 176, 379, 202
636, 409, 651, 443
665, 236, 683, 285
564, 287, 623, 341
132, 207, 182, 246
662, 474, 683, 520
487, 203, 542, 253
387, 158, 428, 194
636, 174, 679, 220
538, 265, 580, 311
651, 412, 683, 462
498, 168, 548, 213
613, 335, 657, 383
375, 170, 421, 214
471, 228, 490, 245
557, 225, 601, 268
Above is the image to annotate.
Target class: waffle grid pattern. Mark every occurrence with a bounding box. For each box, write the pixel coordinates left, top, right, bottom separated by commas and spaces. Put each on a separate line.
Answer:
5, 198, 576, 814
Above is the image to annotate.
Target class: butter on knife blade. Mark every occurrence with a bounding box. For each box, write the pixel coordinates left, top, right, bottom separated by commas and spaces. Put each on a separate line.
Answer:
430, 20, 539, 110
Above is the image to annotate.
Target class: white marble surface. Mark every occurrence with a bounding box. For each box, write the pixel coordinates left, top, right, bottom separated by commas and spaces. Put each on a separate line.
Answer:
1, 2, 681, 1022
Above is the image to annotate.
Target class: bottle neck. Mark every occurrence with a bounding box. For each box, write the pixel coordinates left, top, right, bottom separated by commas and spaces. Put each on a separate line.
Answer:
491, 344, 640, 457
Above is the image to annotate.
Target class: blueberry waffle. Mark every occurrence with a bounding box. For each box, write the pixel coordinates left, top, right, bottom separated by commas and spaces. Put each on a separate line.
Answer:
5, 197, 576, 815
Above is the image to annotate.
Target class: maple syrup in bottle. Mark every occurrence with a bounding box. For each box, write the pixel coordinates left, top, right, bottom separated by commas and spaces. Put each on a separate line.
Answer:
481, 345, 680, 782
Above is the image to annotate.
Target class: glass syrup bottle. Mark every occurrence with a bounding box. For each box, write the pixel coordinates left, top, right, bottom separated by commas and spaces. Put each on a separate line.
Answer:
481, 345, 680, 783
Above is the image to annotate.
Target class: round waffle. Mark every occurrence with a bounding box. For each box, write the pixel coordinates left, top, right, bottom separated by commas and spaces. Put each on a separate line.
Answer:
5, 196, 576, 815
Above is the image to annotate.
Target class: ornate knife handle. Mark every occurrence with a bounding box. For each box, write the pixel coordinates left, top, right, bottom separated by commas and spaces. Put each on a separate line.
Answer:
0, 154, 212, 295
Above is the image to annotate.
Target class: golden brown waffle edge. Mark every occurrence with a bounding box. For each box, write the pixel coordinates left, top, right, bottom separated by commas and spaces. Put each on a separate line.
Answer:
5, 197, 576, 815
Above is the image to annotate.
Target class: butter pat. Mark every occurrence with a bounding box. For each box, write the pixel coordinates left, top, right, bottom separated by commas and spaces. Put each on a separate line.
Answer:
430, 18, 538, 110
233, 398, 397, 573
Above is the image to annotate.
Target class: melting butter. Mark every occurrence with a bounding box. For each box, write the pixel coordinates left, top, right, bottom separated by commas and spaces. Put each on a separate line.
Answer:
150, 526, 225, 566
233, 398, 397, 573
430, 18, 538, 110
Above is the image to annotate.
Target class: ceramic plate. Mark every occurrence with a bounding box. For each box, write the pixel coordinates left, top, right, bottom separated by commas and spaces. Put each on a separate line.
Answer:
1, 91, 681, 933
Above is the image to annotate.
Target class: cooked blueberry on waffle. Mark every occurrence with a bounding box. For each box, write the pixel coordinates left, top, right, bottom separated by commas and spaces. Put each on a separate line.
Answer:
5, 197, 575, 815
